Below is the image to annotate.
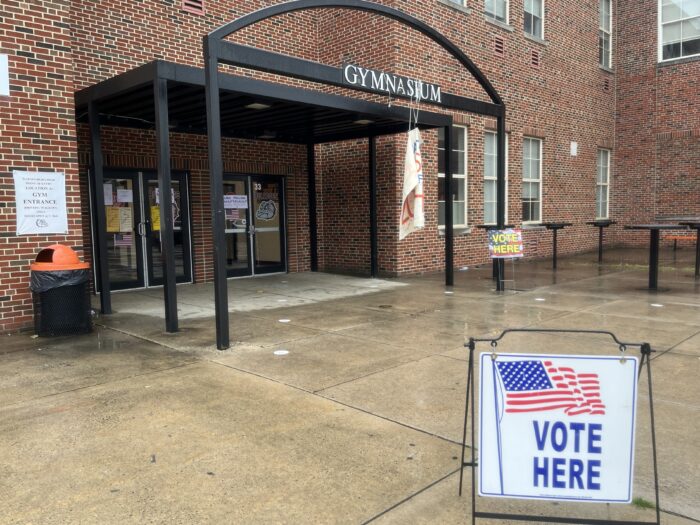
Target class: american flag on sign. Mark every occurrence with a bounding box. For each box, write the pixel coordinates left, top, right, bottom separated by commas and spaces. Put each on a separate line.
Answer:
495, 360, 605, 416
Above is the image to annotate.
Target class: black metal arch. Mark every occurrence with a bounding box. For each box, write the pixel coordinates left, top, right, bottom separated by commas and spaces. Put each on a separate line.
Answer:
205, 0, 508, 350
207, 0, 503, 106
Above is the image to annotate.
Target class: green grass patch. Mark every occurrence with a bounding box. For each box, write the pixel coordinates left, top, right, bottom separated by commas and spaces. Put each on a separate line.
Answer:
632, 497, 655, 509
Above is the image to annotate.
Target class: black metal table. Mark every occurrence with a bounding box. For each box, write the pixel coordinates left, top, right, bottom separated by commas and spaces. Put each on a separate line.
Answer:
624, 224, 684, 289
541, 222, 573, 270
586, 220, 617, 263
679, 221, 700, 278
476, 224, 515, 283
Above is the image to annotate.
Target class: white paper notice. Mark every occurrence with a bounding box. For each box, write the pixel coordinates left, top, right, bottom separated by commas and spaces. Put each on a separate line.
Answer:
103, 183, 113, 206
224, 195, 248, 209
0, 54, 9, 97
13, 171, 68, 235
117, 189, 133, 203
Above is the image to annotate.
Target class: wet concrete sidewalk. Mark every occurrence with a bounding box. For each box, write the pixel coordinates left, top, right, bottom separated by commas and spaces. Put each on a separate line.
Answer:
1, 248, 698, 524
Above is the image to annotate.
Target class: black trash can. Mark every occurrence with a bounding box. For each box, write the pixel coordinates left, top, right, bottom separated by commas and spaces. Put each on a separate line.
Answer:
30, 244, 92, 336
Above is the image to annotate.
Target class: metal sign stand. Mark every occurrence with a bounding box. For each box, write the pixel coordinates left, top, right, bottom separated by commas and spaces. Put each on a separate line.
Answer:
495, 257, 517, 293
458, 328, 661, 525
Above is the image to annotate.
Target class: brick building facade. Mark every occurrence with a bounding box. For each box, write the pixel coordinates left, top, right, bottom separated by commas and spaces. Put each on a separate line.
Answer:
0, 0, 698, 332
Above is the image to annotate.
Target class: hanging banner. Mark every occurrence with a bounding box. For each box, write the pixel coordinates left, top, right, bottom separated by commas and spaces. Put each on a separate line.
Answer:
489, 229, 524, 258
399, 127, 424, 240
479, 353, 638, 503
13, 171, 68, 235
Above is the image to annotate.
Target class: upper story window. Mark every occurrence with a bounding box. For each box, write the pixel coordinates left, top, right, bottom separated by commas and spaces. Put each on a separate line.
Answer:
486, 0, 508, 23
660, 0, 700, 60
596, 149, 611, 219
522, 137, 542, 223
438, 126, 468, 229
524, 0, 544, 39
599, 0, 612, 68
484, 132, 509, 225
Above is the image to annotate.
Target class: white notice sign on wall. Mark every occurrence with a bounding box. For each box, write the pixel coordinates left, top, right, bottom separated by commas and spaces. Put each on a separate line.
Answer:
13, 171, 68, 235
479, 353, 638, 503
0, 54, 9, 97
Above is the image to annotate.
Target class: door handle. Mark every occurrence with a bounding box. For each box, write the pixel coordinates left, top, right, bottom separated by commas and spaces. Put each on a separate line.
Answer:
136, 222, 146, 236
249, 225, 256, 235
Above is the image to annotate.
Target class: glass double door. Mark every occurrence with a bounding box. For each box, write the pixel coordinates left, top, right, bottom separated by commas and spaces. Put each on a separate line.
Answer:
224, 175, 286, 277
100, 170, 192, 290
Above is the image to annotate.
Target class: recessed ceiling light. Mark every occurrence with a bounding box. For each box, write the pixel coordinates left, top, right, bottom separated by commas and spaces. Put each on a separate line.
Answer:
354, 118, 374, 125
245, 102, 271, 110
273, 350, 289, 356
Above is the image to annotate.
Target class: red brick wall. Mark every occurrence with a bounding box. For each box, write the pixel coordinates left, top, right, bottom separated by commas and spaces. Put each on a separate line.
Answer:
2, 0, 699, 330
614, 0, 700, 245
0, 0, 81, 332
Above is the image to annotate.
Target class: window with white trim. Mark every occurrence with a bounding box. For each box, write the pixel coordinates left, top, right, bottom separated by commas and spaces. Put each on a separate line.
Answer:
524, 0, 544, 39
522, 137, 542, 223
438, 126, 468, 228
596, 149, 611, 219
486, 0, 508, 23
599, 0, 612, 67
660, 0, 700, 60
484, 131, 509, 225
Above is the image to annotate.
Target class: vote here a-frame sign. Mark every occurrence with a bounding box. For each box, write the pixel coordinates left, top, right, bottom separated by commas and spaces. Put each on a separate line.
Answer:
459, 329, 661, 525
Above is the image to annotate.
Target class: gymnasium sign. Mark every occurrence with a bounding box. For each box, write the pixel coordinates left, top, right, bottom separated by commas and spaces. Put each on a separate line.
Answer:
342, 64, 442, 104
489, 228, 524, 258
479, 353, 638, 503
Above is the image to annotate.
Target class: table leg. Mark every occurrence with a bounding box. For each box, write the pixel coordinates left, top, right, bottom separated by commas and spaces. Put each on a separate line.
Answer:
649, 229, 660, 289
552, 229, 558, 270
598, 227, 604, 264
695, 229, 700, 278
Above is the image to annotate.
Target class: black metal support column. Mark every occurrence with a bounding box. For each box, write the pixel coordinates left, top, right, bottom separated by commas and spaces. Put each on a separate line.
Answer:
87, 101, 112, 315
204, 38, 230, 350
444, 126, 454, 287
307, 143, 318, 272
695, 229, 700, 278
552, 229, 559, 270
369, 135, 378, 278
598, 226, 604, 263
154, 78, 178, 333
649, 229, 660, 290
495, 113, 506, 291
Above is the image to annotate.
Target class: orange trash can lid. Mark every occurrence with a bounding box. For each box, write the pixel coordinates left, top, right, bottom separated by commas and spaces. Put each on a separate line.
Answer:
30, 244, 90, 271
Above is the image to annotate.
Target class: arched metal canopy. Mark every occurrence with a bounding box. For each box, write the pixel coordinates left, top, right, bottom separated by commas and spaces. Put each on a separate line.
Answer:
204, 0, 508, 349
207, 0, 503, 107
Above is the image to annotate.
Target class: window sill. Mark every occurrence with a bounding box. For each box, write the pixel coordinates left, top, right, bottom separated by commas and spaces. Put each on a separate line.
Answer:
439, 227, 472, 236
484, 15, 514, 32
599, 64, 614, 74
657, 55, 700, 68
437, 0, 472, 15
524, 33, 547, 46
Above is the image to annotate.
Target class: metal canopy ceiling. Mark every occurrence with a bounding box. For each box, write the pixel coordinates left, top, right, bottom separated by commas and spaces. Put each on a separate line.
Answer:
75, 61, 451, 144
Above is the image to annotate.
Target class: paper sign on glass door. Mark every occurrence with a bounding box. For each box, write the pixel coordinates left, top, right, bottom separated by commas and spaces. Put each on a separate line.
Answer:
224, 195, 248, 209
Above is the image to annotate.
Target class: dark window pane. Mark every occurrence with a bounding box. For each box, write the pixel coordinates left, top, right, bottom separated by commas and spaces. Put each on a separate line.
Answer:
682, 37, 700, 57
663, 42, 681, 59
